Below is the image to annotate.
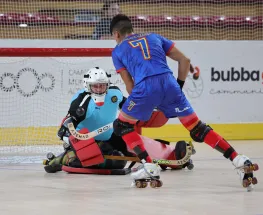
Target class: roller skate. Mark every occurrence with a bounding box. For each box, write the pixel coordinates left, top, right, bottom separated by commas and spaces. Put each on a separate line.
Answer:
43, 150, 76, 173
232, 154, 259, 191
182, 158, 194, 170
131, 163, 163, 188
43, 152, 63, 173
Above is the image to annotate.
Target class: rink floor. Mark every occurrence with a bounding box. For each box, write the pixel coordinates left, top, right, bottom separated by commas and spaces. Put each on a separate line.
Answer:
0, 141, 262, 215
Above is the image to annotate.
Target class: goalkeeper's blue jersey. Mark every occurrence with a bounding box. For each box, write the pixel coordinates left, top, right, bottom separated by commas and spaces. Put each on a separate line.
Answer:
70, 88, 123, 141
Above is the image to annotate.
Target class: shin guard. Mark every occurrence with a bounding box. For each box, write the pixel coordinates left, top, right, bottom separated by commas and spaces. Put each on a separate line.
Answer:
69, 128, 104, 167
122, 131, 152, 163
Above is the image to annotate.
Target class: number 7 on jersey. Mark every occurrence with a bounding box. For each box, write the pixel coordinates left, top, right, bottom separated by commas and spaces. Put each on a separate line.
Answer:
129, 37, 151, 60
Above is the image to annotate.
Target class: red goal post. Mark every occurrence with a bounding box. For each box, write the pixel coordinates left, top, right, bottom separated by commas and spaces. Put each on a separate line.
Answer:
0, 48, 113, 57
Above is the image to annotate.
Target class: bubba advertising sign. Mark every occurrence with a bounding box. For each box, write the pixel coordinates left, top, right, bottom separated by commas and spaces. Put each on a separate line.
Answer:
211, 67, 262, 82
169, 41, 263, 123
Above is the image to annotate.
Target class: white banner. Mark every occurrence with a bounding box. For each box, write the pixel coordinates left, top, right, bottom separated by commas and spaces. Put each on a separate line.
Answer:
174, 41, 263, 124
0, 40, 262, 127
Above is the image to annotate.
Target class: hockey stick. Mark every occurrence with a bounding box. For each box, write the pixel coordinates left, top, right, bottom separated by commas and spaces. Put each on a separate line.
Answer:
104, 144, 193, 166
68, 122, 193, 166
68, 122, 113, 140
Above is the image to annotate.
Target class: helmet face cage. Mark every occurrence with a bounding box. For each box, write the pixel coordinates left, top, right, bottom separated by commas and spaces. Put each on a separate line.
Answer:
83, 67, 109, 96
90, 83, 108, 95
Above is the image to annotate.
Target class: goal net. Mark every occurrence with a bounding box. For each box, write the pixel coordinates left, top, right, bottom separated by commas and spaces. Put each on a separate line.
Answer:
0, 0, 262, 40
0, 47, 120, 163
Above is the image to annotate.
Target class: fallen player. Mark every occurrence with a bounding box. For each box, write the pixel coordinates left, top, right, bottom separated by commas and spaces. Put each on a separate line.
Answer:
43, 67, 195, 175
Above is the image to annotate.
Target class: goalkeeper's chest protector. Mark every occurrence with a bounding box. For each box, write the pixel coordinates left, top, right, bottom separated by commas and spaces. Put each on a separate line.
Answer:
75, 88, 123, 141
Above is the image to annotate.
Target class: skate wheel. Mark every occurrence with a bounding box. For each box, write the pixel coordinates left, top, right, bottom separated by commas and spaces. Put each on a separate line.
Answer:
142, 182, 148, 188
187, 163, 194, 170
135, 181, 143, 188
157, 180, 163, 187
253, 164, 259, 171
46, 152, 55, 160
252, 177, 258, 185
43, 159, 49, 165
150, 180, 158, 188
243, 179, 251, 188
244, 164, 259, 173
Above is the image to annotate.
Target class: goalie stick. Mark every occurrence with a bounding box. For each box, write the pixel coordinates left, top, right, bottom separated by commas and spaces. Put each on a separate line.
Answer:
68, 122, 113, 140
68, 122, 193, 166
104, 143, 192, 166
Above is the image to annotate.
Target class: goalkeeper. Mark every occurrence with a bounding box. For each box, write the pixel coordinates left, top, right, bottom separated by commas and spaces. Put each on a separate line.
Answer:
43, 67, 194, 174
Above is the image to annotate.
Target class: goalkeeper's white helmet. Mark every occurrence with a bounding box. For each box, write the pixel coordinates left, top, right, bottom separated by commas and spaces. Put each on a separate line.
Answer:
83, 67, 110, 106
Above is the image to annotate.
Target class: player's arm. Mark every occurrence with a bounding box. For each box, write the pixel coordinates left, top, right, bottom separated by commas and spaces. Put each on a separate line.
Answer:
119, 70, 134, 95
68, 92, 91, 121
57, 92, 91, 140
167, 46, 190, 86
159, 34, 190, 89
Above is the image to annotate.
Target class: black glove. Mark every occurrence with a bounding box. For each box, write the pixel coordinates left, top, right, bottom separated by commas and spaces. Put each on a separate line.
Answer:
57, 117, 73, 140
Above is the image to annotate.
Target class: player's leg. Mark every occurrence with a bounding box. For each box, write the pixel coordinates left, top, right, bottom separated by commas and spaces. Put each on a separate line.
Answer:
114, 111, 162, 186
159, 74, 258, 190
159, 74, 239, 160
114, 111, 152, 162
113, 87, 162, 186
106, 131, 134, 157
114, 82, 158, 164
180, 113, 258, 190
109, 118, 193, 170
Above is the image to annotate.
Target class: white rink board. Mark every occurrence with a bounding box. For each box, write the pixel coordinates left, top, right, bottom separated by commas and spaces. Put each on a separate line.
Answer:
0, 40, 263, 127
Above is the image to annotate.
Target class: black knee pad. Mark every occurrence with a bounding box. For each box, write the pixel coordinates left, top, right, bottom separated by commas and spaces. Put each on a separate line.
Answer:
113, 118, 135, 136
190, 121, 212, 143
107, 133, 130, 156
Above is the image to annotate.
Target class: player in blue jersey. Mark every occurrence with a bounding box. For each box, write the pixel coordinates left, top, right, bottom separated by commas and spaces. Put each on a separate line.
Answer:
110, 14, 258, 189
43, 67, 194, 175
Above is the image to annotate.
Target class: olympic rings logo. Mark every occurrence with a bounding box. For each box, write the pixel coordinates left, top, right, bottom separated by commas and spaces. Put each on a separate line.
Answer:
0, 67, 55, 97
